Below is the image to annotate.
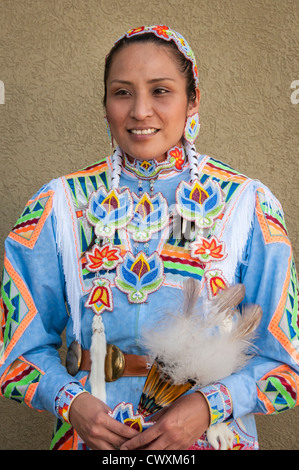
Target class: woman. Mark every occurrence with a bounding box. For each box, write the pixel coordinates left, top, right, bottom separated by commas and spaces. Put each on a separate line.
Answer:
0, 25, 298, 451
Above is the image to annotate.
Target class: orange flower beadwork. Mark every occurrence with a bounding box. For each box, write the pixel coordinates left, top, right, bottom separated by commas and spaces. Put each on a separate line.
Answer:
85, 243, 123, 272
169, 147, 185, 170
190, 236, 227, 263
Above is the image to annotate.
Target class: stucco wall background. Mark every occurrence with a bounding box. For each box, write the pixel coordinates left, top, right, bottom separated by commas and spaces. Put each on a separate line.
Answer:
0, 0, 298, 450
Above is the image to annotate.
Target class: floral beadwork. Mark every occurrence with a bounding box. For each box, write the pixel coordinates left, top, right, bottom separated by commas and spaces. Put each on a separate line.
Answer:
86, 186, 133, 238
123, 146, 186, 180
168, 146, 185, 170
126, 192, 169, 242
176, 179, 225, 229
85, 278, 114, 315
184, 113, 200, 145
115, 251, 165, 303
85, 243, 123, 272
205, 269, 229, 299
190, 236, 227, 263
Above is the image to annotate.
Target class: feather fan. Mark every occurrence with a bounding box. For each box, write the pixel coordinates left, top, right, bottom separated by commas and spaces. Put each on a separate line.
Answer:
140, 278, 262, 388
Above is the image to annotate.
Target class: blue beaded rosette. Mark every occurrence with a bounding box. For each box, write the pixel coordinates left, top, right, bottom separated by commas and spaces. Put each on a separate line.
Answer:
86, 186, 133, 239
176, 179, 225, 229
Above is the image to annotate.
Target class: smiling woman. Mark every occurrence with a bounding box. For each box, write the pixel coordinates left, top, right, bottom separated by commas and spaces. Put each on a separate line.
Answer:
0, 25, 298, 452
105, 40, 199, 162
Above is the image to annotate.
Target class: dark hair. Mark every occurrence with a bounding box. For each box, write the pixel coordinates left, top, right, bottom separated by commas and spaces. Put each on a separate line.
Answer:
103, 33, 197, 107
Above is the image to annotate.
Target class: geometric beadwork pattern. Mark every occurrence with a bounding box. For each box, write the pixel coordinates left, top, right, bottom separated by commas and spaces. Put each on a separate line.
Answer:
8, 190, 54, 249
278, 258, 299, 352
50, 419, 74, 450
0, 358, 43, 408
161, 242, 205, 283
65, 160, 109, 259
201, 382, 233, 426
49, 419, 87, 450
65, 160, 109, 210
50, 375, 88, 450
202, 157, 247, 204
256, 189, 289, 245
1, 267, 29, 352
0, 257, 37, 365
190, 417, 258, 450
204, 157, 247, 183
257, 365, 298, 414
269, 254, 299, 363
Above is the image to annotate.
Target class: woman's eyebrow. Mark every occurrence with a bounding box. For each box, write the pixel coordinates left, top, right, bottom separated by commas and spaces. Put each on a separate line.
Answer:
148, 78, 175, 83
108, 79, 132, 85
108, 78, 175, 85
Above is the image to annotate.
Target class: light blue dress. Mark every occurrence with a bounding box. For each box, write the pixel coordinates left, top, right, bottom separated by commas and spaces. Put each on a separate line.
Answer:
0, 152, 298, 450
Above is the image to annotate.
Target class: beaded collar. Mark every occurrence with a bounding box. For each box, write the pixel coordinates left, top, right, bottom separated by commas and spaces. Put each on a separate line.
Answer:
122, 145, 187, 180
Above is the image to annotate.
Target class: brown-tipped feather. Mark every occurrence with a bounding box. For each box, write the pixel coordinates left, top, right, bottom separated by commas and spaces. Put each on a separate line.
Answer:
213, 284, 246, 312
182, 278, 201, 318
234, 304, 263, 340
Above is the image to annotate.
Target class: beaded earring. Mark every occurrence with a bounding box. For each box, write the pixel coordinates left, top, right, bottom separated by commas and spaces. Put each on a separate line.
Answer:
184, 112, 200, 145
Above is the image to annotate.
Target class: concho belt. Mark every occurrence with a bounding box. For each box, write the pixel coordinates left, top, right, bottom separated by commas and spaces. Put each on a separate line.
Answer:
66, 341, 151, 382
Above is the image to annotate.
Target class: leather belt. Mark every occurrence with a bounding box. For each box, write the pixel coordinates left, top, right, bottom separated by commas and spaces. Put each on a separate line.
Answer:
79, 345, 151, 382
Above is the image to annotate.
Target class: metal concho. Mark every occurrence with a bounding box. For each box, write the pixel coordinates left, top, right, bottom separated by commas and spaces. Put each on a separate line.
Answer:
66, 340, 82, 376
66, 341, 125, 381
105, 344, 125, 382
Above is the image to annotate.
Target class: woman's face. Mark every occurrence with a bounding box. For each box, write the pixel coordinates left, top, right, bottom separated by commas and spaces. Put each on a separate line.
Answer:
105, 42, 199, 162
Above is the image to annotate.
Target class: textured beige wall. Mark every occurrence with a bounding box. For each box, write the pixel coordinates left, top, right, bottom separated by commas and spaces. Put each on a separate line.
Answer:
0, 0, 298, 450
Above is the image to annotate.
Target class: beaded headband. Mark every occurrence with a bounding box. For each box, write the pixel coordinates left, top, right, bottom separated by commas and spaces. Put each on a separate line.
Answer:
110, 25, 199, 88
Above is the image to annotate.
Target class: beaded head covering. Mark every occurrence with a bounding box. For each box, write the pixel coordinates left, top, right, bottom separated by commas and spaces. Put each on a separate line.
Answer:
109, 25, 199, 88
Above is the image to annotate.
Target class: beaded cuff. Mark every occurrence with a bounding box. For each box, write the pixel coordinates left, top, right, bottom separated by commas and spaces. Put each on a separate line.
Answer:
55, 382, 88, 423
200, 382, 233, 426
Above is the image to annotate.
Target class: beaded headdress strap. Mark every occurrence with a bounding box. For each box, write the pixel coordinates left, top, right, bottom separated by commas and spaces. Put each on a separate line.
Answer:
109, 25, 199, 88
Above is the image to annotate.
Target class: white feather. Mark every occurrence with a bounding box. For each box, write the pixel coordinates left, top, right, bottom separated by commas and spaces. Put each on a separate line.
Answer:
141, 280, 262, 387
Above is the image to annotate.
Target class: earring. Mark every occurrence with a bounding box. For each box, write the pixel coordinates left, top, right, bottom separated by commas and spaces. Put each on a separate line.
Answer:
184, 112, 200, 145
104, 115, 114, 148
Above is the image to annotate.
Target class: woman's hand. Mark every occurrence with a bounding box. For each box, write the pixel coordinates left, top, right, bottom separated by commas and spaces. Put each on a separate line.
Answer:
68, 392, 139, 450
120, 391, 210, 450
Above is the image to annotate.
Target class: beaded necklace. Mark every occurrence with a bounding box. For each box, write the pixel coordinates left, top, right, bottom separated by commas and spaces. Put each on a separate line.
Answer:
84, 141, 228, 315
